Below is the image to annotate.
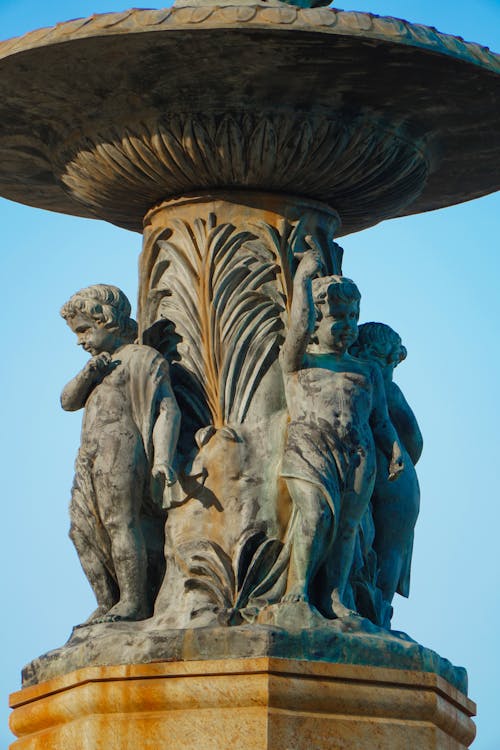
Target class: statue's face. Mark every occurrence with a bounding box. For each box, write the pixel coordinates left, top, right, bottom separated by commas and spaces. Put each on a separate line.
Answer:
316, 300, 359, 353
68, 314, 120, 356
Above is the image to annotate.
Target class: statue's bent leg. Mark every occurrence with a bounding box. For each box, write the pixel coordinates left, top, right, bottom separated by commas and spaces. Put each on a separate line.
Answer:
283, 477, 335, 607
372, 468, 420, 605
375, 543, 403, 604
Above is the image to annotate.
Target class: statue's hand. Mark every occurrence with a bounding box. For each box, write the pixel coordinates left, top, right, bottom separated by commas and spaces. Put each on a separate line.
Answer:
388, 453, 404, 481
152, 463, 178, 487
152, 463, 178, 510
84, 352, 116, 380
295, 236, 325, 279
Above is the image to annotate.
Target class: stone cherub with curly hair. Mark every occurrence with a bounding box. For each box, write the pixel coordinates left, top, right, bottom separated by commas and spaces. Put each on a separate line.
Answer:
61, 284, 180, 625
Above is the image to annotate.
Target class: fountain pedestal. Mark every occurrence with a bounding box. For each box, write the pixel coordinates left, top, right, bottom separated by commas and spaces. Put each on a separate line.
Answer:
9, 659, 476, 750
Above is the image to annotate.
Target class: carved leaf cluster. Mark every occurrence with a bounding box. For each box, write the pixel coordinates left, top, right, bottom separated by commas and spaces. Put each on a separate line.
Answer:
145, 213, 283, 428
182, 530, 283, 620
256, 218, 343, 316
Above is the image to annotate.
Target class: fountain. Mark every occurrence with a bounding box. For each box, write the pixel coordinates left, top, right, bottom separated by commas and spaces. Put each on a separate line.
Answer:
5, 2, 499, 748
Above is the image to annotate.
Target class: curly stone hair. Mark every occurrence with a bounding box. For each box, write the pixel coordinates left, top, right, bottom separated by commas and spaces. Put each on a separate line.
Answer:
60, 284, 138, 343
311, 274, 361, 320
350, 322, 407, 366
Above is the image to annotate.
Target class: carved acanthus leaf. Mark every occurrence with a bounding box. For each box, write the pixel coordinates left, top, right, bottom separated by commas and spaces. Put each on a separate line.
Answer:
181, 531, 284, 620
146, 213, 283, 427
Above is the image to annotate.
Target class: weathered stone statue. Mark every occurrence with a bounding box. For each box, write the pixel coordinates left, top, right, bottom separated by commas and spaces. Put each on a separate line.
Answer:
60, 284, 181, 624
350, 322, 422, 624
279, 243, 405, 619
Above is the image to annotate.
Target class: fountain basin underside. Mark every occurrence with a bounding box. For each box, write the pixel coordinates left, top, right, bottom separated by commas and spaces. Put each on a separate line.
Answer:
0, 5, 497, 235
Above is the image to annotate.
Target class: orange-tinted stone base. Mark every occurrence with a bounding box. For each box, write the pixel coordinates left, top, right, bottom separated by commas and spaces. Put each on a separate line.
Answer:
9, 658, 476, 749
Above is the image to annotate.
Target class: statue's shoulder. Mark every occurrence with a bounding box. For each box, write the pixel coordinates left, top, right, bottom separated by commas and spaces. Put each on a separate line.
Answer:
358, 357, 381, 382
119, 343, 169, 368
122, 342, 161, 356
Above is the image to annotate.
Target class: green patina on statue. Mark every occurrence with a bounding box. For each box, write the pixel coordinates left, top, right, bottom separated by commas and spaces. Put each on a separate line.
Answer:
9, 3, 493, 707
351, 323, 422, 627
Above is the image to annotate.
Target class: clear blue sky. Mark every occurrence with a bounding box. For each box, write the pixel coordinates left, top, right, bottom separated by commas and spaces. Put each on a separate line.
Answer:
1, 0, 499, 747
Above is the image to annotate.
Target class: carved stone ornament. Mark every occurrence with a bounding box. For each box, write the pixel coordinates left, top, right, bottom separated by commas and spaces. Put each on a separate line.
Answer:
2, 3, 497, 704
57, 113, 428, 235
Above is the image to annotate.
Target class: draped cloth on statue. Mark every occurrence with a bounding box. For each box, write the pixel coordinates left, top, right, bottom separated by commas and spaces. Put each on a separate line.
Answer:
280, 419, 356, 518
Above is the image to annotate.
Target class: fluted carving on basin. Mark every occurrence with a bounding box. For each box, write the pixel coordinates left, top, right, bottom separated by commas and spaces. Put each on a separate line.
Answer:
58, 113, 429, 234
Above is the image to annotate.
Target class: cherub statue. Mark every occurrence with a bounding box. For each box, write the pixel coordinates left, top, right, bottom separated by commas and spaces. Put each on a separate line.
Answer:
351, 323, 422, 617
60, 284, 181, 624
279, 240, 404, 618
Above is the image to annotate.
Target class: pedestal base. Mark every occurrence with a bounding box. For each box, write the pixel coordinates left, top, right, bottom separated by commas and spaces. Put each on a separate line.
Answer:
10, 658, 476, 749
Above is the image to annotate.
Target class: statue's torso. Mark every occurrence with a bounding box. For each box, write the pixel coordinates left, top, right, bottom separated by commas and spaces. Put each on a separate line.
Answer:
284, 354, 375, 448
81, 358, 139, 451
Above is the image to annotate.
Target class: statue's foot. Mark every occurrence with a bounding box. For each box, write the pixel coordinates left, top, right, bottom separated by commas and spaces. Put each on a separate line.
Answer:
281, 589, 309, 604
380, 600, 394, 630
331, 589, 359, 619
91, 600, 149, 624
74, 604, 113, 628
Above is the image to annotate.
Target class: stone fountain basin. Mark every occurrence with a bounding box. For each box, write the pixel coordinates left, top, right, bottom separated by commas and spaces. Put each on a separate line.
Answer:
0, 4, 498, 235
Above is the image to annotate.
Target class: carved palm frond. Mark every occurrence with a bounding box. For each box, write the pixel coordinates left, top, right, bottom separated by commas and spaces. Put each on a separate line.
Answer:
183, 540, 235, 611
256, 218, 344, 316
182, 532, 284, 617
148, 213, 283, 427
232, 532, 283, 613
253, 220, 294, 314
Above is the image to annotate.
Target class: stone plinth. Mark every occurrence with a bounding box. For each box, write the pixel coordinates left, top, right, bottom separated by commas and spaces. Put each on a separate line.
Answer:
9, 658, 476, 749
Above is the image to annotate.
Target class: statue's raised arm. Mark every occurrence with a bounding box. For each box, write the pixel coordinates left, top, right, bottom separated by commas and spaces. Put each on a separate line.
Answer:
280, 237, 324, 374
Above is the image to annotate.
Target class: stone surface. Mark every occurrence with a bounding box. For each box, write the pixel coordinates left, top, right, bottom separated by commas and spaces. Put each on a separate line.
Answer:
0, 6, 497, 234
10, 658, 476, 749
22, 619, 468, 694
